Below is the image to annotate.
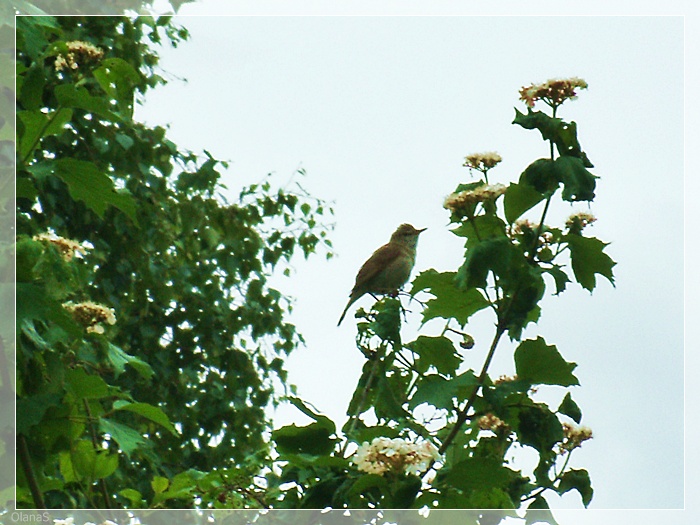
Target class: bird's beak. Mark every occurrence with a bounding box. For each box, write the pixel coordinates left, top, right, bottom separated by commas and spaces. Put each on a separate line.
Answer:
417, 227, 427, 234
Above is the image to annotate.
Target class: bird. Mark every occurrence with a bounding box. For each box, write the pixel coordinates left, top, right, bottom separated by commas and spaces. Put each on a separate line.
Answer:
337, 223, 426, 326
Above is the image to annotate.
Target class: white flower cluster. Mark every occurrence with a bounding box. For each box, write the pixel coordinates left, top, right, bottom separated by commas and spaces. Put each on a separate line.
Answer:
463, 151, 503, 171
33, 232, 89, 262
565, 212, 597, 232
352, 437, 441, 476
62, 301, 117, 334
519, 77, 588, 108
443, 183, 507, 214
54, 40, 104, 72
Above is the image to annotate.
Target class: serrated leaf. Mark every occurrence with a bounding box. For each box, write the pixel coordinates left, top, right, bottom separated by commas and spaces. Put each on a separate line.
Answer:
113, 401, 179, 436
515, 337, 579, 386
99, 418, 146, 457
557, 392, 582, 424
519, 158, 560, 195
565, 234, 616, 291
557, 469, 593, 507
409, 335, 462, 376
107, 343, 154, 380
504, 182, 545, 223
456, 238, 515, 289
543, 265, 570, 295
54, 158, 138, 223
553, 156, 596, 202
411, 270, 489, 326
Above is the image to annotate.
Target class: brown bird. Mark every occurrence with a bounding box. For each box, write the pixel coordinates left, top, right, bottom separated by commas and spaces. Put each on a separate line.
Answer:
337, 223, 426, 326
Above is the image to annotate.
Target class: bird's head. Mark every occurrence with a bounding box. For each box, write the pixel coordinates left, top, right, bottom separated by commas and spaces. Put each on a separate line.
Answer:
391, 223, 427, 246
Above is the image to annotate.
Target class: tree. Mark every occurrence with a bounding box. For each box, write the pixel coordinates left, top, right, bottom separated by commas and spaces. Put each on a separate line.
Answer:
15, 14, 332, 509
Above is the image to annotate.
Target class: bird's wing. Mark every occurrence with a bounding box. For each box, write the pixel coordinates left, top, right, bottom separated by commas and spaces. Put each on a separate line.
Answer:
352, 242, 403, 292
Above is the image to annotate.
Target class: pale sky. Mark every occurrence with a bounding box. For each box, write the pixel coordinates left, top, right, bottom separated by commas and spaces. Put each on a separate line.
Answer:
136, 12, 686, 513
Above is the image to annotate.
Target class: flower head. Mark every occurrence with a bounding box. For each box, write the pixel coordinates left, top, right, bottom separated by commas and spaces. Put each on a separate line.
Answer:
463, 151, 503, 172
33, 232, 88, 262
558, 422, 593, 455
477, 413, 510, 434
443, 183, 507, 215
565, 212, 597, 234
62, 301, 116, 334
519, 77, 588, 109
352, 437, 442, 476
55, 40, 104, 72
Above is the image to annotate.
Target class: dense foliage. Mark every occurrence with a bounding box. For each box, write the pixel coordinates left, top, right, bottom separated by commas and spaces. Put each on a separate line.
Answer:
15, 14, 332, 509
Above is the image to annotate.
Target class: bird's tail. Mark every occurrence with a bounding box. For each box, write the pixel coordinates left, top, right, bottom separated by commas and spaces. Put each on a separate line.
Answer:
337, 296, 356, 326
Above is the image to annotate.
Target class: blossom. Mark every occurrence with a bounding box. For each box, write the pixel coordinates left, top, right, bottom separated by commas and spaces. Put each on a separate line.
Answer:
33, 232, 88, 262
443, 183, 507, 214
463, 151, 503, 171
352, 437, 442, 476
63, 301, 116, 334
54, 40, 104, 71
519, 77, 588, 108
477, 413, 510, 433
565, 212, 597, 233
558, 422, 593, 454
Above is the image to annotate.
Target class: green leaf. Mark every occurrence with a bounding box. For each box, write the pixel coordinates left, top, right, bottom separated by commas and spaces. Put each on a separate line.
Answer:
16, 393, 61, 434
113, 401, 179, 436
565, 234, 616, 291
525, 495, 559, 525
504, 182, 545, 223
515, 337, 579, 386
444, 457, 517, 493
119, 488, 144, 507
17, 283, 82, 337
516, 405, 563, 452
409, 370, 478, 410
107, 343, 154, 380
553, 156, 596, 202
99, 418, 146, 457
409, 335, 462, 377
557, 469, 593, 507
519, 158, 560, 195
65, 367, 111, 399
411, 270, 489, 326
54, 158, 138, 223
456, 237, 515, 289
272, 422, 335, 456
19, 64, 46, 110
542, 265, 570, 295
557, 392, 582, 424
286, 396, 336, 433
54, 83, 121, 121
93, 57, 141, 118
16, 177, 38, 201
151, 476, 169, 494
17, 108, 73, 161
65, 440, 118, 481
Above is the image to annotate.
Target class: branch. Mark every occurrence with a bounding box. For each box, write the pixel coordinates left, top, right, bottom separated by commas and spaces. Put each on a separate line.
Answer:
18, 434, 46, 509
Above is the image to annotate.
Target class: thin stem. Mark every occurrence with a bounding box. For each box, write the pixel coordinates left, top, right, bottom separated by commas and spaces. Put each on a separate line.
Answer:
529, 195, 553, 263
83, 399, 111, 509
436, 325, 505, 456
18, 434, 46, 508
340, 355, 381, 456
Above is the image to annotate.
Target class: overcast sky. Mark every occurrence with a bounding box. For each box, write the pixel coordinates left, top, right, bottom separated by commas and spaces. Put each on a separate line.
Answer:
135, 12, 686, 513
